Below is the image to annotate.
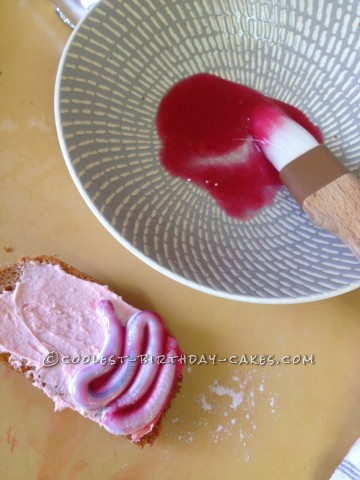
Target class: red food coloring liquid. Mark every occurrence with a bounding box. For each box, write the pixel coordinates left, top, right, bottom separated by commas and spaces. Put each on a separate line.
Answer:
156, 73, 322, 220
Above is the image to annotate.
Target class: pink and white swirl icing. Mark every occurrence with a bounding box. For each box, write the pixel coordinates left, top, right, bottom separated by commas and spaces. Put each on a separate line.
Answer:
71, 300, 183, 441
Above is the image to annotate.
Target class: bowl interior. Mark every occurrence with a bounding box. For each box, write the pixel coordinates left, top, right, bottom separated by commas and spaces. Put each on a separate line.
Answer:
55, 0, 360, 302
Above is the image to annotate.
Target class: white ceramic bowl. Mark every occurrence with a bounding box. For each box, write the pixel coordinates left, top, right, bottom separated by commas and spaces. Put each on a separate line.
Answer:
55, 0, 360, 303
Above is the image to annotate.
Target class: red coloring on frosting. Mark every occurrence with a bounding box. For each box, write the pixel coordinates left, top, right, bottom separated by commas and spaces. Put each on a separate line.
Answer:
156, 73, 322, 219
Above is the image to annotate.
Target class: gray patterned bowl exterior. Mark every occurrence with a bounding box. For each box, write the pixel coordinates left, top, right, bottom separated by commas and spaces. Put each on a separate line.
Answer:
55, 0, 360, 303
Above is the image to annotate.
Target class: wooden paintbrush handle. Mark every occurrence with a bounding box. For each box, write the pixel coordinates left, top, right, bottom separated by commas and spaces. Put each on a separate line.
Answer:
303, 173, 360, 259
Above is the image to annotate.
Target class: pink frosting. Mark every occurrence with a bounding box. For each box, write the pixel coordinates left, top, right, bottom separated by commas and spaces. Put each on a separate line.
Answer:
0, 261, 183, 441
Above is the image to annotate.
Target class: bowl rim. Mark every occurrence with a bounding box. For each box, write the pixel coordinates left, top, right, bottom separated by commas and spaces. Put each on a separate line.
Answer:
54, 4, 360, 304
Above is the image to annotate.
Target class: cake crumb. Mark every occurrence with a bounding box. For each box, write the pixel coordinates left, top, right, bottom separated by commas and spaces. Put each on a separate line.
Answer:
4, 246, 13, 253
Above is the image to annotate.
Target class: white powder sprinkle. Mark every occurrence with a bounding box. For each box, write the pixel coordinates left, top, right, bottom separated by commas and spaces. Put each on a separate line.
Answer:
209, 380, 244, 410
199, 394, 212, 412
269, 395, 277, 413
178, 432, 193, 444
174, 367, 277, 463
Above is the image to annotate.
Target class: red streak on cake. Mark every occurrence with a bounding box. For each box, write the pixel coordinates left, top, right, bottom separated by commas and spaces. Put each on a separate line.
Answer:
156, 73, 322, 219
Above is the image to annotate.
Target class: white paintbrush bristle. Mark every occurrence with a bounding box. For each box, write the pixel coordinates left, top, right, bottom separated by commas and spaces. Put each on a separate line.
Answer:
261, 116, 319, 172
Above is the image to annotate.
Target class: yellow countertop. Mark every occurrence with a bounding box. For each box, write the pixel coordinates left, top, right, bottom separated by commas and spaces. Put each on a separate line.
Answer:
0, 1, 359, 479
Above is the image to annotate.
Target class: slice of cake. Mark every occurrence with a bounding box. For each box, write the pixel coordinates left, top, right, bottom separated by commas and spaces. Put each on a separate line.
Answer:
0, 256, 183, 444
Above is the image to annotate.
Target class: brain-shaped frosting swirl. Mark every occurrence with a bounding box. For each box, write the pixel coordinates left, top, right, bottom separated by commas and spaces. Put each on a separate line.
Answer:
71, 300, 183, 441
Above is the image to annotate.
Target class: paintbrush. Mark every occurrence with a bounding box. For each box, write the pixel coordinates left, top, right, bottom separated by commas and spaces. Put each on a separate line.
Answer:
252, 105, 360, 259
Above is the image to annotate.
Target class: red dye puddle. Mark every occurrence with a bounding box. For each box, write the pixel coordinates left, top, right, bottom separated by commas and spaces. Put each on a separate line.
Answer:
156, 73, 322, 219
